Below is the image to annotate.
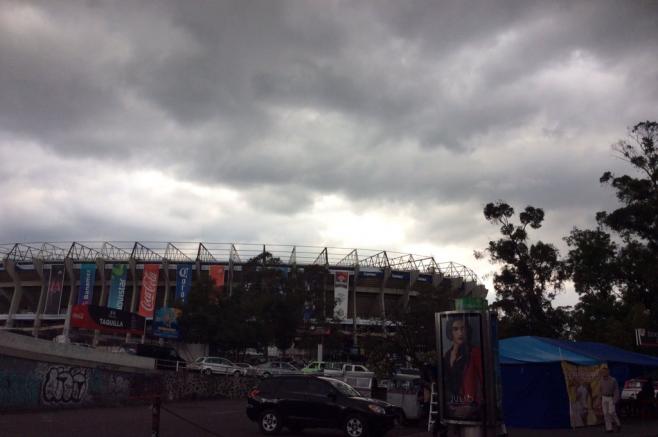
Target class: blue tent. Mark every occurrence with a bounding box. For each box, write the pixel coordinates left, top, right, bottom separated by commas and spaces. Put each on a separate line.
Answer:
499, 336, 658, 429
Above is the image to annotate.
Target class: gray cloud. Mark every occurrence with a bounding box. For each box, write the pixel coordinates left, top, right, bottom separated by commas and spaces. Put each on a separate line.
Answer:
0, 0, 657, 271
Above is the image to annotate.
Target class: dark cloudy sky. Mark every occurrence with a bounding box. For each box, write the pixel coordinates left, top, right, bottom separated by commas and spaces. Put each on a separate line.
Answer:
1, 1, 657, 305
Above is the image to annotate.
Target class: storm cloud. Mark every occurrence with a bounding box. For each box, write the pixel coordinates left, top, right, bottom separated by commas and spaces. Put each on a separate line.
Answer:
1, 0, 657, 304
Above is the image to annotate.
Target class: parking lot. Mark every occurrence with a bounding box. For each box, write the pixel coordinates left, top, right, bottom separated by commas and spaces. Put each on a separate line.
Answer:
2, 398, 658, 437
0, 398, 426, 437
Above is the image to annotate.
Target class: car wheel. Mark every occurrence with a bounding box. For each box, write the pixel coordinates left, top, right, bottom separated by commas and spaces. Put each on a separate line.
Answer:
234, 370, 241, 377
343, 414, 367, 437
262, 372, 271, 378
259, 410, 282, 435
202, 368, 212, 376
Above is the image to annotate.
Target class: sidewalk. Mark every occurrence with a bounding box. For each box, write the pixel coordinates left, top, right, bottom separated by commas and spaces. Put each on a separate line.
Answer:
401, 417, 658, 437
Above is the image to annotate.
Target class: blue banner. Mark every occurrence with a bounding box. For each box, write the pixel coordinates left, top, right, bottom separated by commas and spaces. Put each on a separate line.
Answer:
417, 274, 434, 283
153, 306, 181, 339
390, 270, 411, 281
77, 263, 97, 305
107, 264, 128, 310
175, 264, 193, 304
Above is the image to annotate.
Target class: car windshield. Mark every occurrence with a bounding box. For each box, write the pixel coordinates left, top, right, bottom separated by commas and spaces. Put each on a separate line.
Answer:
320, 377, 361, 397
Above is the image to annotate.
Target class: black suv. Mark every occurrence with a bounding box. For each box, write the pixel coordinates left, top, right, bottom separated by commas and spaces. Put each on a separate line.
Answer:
246, 375, 396, 437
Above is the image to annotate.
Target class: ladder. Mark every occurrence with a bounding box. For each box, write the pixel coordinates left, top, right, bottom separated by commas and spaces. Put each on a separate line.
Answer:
427, 382, 439, 432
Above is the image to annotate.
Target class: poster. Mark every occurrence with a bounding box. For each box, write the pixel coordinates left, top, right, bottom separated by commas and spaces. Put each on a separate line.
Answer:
562, 362, 604, 427
44, 265, 66, 314
153, 306, 181, 339
333, 270, 349, 319
175, 264, 193, 303
77, 263, 96, 305
209, 265, 225, 289
439, 312, 485, 424
71, 304, 145, 335
107, 264, 128, 310
138, 264, 160, 318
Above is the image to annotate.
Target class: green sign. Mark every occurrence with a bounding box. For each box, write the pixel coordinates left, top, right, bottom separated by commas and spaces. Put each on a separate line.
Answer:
455, 297, 488, 311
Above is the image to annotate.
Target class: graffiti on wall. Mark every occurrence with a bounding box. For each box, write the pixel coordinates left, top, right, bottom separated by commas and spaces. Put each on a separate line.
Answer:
41, 366, 89, 405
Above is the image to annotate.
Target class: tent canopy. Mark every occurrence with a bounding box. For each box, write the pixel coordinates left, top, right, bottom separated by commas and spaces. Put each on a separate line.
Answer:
500, 336, 658, 366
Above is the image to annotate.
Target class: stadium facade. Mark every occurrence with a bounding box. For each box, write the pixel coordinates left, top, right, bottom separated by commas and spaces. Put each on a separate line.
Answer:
0, 242, 486, 346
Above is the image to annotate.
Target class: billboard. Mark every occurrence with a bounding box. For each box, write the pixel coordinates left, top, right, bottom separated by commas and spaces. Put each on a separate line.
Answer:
44, 265, 66, 314
107, 264, 128, 310
333, 271, 349, 319
562, 362, 605, 427
138, 264, 160, 318
153, 306, 181, 339
438, 312, 485, 424
175, 264, 193, 304
77, 263, 96, 305
71, 304, 145, 335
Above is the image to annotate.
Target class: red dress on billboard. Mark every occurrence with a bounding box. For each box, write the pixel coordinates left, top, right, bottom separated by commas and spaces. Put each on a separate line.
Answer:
443, 345, 484, 418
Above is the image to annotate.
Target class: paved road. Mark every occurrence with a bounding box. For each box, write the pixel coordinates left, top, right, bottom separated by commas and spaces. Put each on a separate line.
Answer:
0, 398, 423, 437
1, 399, 657, 437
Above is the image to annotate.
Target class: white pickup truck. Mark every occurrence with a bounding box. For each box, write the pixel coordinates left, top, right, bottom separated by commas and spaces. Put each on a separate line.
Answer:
323, 363, 373, 377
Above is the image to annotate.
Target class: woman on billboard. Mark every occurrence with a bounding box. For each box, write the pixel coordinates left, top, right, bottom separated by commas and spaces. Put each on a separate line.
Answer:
442, 314, 484, 421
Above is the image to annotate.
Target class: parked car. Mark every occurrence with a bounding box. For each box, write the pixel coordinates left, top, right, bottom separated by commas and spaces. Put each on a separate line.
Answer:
190, 357, 243, 376
234, 362, 256, 376
324, 363, 372, 377
255, 361, 302, 378
302, 361, 327, 374
621, 378, 658, 400
246, 375, 397, 436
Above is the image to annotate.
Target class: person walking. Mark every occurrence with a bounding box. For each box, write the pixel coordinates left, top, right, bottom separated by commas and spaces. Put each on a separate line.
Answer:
599, 366, 621, 433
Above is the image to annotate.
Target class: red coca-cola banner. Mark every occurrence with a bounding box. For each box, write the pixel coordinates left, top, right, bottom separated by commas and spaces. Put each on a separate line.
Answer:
138, 264, 160, 318
209, 265, 225, 289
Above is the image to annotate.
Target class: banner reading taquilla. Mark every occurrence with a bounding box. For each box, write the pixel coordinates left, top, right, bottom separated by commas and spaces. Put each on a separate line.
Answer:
561, 362, 605, 428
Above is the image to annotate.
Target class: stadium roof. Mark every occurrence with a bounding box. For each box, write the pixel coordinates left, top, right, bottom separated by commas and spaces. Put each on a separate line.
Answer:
1, 241, 480, 283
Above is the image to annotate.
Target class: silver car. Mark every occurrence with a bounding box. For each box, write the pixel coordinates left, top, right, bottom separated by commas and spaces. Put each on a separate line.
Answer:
192, 356, 243, 376
255, 361, 302, 377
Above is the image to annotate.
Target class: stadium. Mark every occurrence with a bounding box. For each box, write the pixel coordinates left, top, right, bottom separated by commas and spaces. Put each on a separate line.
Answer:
0, 242, 486, 353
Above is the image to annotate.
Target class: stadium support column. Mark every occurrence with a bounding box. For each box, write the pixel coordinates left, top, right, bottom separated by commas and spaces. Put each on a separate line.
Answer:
62, 257, 76, 342
352, 266, 359, 349
380, 268, 391, 334
159, 260, 170, 346
4, 259, 23, 329
32, 259, 47, 338
126, 258, 138, 344
93, 258, 106, 347
405, 271, 418, 311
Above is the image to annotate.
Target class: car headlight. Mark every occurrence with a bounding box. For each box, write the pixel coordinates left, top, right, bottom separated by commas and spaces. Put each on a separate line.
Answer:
368, 404, 386, 415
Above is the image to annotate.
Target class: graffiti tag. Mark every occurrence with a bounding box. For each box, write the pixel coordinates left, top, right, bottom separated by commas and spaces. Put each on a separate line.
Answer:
41, 366, 89, 405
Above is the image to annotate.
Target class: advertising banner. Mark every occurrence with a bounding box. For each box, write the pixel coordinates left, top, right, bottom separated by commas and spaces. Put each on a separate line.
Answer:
44, 265, 66, 314
107, 264, 128, 310
562, 362, 605, 427
77, 263, 96, 305
138, 264, 160, 318
71, 304, 145, 335
390, 270, 411, 281
153, 306, 181, 339
209, 265, 225, 289
417, 274, 433, 283
438, 312, 485, 424
175, 264, 193, 304
333, 271, 349, 319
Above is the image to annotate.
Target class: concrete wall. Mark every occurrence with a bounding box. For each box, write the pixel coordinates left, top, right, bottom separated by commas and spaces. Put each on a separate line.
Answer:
163, 372, 258, 402
0, 353, 161, 411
